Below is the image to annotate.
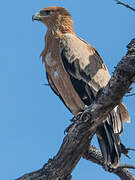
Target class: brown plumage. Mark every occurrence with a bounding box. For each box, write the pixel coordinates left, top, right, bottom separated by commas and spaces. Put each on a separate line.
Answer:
32, 7, 130, 168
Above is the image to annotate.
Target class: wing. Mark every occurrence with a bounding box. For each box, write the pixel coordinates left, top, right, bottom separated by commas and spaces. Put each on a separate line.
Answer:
46, 72, 73, 113
59, 33, 126, 134
59, 34, 110, 100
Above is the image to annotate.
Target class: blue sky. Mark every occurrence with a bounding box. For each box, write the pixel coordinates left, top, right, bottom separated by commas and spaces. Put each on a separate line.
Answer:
0, 0, 135, 180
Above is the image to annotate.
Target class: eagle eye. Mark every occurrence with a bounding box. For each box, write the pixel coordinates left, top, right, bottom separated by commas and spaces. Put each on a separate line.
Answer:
40, 10, 51, 16
45, 10, 51, 15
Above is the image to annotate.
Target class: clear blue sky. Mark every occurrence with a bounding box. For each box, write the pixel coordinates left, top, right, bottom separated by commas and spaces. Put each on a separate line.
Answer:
0, 0, 135, 180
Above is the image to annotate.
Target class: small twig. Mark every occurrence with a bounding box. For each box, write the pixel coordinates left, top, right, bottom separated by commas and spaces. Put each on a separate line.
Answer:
42, 83, 49, 86
115, 0, 135, 12
126, 93, 135, 97
118, 164, 135, 170
127, 148, 135, 151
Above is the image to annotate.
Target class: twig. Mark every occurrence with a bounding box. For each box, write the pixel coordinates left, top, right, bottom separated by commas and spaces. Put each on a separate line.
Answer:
115, 0, 135, 12
42, 83, 49, 86
126, 93, 135, 97
118, 164, 135, 170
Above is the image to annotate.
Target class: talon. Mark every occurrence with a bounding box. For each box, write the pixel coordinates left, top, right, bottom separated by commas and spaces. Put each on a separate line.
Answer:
103, 163, 114, 172
70, 112, 82, 122
65, 112, 84, 134
64, 124, 74, 134
81, 110, 91, 122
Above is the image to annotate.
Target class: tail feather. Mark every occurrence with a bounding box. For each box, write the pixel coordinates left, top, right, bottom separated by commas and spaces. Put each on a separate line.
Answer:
110, 106, 123, 133
97, 122, 121, 168
118, 102, 130, 124
96, 103, 129, 168
109, 103, 130, 134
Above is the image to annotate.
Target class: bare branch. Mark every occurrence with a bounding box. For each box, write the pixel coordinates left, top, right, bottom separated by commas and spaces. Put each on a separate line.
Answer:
115, 0, 135, 12
119, 165, 135, 170
17, 38, 135, 180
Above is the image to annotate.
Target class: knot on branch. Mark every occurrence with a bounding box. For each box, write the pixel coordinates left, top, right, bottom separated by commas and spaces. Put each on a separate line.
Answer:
115, 55, 135, 86
127, 39, 135, 55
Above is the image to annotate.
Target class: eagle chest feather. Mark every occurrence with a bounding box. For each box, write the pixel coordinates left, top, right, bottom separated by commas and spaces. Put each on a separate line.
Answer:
44, 38, 85, 115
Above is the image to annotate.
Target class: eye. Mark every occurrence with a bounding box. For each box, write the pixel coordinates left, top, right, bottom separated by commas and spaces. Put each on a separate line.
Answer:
45, 10, 51, 15
40, 10, 51, 16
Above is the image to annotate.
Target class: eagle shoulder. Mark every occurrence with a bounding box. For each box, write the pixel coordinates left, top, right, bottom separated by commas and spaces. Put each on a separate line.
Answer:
59, 33, 111, 92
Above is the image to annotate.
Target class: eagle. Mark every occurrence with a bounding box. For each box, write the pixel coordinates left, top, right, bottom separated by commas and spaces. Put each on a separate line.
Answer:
32, 6, 130, 168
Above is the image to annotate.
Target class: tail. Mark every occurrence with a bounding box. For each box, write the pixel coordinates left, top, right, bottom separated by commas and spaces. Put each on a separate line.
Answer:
110, 102, 130, 134
118, 102, 130, 124
96, 102, 130, 168
96, 122, 121, 168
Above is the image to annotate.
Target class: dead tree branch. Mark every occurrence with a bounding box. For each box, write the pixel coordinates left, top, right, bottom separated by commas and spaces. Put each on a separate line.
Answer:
115, 0, 135, 12
17, 38, 135, 180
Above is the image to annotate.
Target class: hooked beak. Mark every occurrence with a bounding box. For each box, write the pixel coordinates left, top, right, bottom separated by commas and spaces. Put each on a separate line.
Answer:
32, 12, 42, 21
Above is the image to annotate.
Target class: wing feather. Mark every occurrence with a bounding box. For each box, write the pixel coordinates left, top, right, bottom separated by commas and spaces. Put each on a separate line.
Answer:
60, 34, 110, 95
59, 33, 124, 134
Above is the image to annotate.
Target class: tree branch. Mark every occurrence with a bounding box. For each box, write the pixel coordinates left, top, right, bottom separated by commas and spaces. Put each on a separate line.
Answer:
17, 38, 135, 180
115, 0, 135, 12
